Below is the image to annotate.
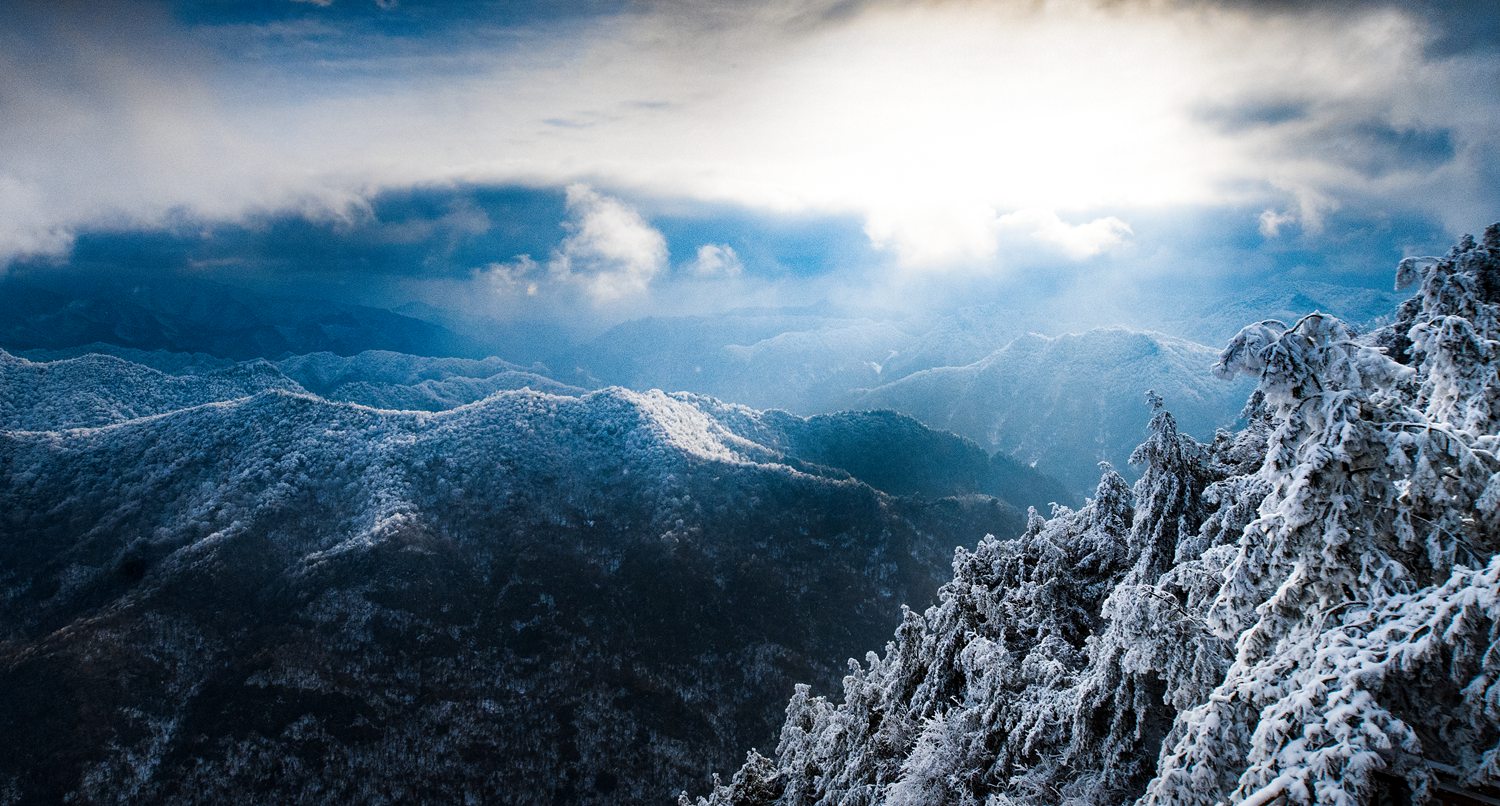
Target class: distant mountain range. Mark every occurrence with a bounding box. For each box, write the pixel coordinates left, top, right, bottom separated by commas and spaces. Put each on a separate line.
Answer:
857, 328, 1257, 493
2, 268, 1400, 499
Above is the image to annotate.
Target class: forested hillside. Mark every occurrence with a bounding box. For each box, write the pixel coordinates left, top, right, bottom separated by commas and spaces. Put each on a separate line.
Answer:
0, 369, 1059, 803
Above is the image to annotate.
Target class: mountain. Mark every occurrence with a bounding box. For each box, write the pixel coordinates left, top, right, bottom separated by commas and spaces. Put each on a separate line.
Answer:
274, 350, 584, 410
0, 361, 1061, 804
0, 349, 302, 431
566, 312, 918, 413
686, 399, 1072, 513
1164, 279, 1406, 344
16, 343, 241, 375
1, 347, 586, 426
689, 226, 1500, 806
858, 327, 1256, 494
0, 272, 1396, 484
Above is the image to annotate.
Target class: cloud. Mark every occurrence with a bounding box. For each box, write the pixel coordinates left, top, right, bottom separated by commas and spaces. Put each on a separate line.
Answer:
0, 0, 1495, 273
1269, 182, 1340, 235
867, 204, 1132, 269
685, 243, 743, 277
1301, 120, 1456, 179
1196, 98, 1310, 133
996, 209, 1133, 262
550, 184, 668, 301
477, 255, 542, 298
864, 203, 1003, 269
1258, 208, 1297, 238
1255, 180, 1340, 238
477, 185, 667, 303
0, 174, 74, 264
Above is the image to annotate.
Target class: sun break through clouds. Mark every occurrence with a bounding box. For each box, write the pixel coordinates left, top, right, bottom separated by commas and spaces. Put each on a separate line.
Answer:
0, 0, 1496, 314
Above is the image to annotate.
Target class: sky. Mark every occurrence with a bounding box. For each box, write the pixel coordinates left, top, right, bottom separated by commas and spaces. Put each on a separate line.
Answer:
2, 0, 1497, 332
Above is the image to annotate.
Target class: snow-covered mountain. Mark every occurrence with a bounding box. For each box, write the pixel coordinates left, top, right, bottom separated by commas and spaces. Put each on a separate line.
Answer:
1, 347, 587, 429
547, 287, 1375, 485
0, 349, 301, 430
858, 328, 1256, 494
275, 350, 584, 410
567, 311, 918, 414
688, 226, 1500, 806
2, 272, 1398, 489
0, 358, 1061, 804
0, 252, 1443, 804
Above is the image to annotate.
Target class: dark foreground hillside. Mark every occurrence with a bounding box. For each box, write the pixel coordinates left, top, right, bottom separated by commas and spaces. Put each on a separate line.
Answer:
0, 368, 1057, 804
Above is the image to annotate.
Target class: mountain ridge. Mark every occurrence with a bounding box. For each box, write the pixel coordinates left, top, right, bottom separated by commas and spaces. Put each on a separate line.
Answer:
0, 353, 1061, 804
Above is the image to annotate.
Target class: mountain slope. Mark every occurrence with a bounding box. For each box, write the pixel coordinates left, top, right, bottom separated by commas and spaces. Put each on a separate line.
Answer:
686, 397, 1072, 512
274, 350, 584, 410
1165, 279, 1406, 344
858, 328, 1255, 494
0, 377, 1040, 804
0, 349, 303, 431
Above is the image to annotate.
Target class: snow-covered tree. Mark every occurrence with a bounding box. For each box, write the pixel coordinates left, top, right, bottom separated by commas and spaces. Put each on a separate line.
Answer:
1143, 230, 1500, 804
689, 224, 1500, 806
1064, 394, 1218, 803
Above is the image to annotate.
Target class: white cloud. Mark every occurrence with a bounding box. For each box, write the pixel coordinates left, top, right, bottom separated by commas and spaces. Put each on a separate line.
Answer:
550, 184, 668, 301
0, 174, 74, 265
865, 202, 1004, 269
996, 209, 1133, 262
686, 243, 743, 277
477, 255, 542, 298
1256, 183, 1340, 238
1289, 186, 1339, 236
477, 185, 667, 303
1258, 208, 1297, 238
867, 203, 1131, 269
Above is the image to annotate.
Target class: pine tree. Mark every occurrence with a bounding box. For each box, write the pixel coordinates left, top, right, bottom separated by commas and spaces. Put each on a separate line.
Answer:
1064, 393, 1218, 803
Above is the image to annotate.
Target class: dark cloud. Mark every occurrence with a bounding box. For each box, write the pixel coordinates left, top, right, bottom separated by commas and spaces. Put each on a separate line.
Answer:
17, 186, 564, 296
169, 0, 629, 30
10, 183, 879, 307
1196, 99, 1311, 133
1402, 0, 1500, 57
1166, 0, 1500, 56
1302, 120, 1457, 179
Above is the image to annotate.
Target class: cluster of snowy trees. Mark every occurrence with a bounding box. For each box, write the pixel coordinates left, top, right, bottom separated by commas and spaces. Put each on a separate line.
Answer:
688, 225, 1500, 805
